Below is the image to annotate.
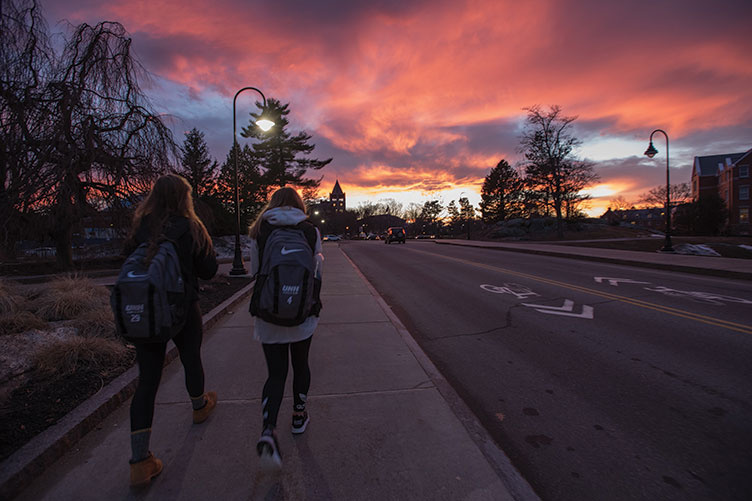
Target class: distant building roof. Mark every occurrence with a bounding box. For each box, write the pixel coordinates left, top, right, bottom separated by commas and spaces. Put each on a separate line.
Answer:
694, 152, 745, 176
731, 148, 752, 167
331, 180, 344, 196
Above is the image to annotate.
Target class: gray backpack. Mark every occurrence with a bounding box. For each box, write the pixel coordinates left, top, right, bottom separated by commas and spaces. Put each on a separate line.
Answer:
110, 240, 187, 343
249, 224, 318, 326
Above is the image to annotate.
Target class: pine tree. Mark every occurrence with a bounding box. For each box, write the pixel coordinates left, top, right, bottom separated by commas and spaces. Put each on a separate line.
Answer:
480, 159, 524, 223
216, 143, 267, 232
178, 128, 217, 197
241, 98, 331, 189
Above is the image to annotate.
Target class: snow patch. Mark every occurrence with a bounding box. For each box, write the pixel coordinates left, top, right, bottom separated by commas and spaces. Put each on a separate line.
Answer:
672, 244, 721, 257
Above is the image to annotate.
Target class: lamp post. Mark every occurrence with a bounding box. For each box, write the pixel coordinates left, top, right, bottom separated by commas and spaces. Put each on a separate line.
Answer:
230, 87, 274, 275
644, 129, 673, 252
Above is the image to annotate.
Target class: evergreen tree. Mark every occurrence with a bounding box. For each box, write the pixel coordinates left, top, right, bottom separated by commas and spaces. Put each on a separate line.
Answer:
480, 159, 524, 223
447, 200, 461, 233
215, 143, 267, 233
178, 128, 217, 197
241, 98, 331, 189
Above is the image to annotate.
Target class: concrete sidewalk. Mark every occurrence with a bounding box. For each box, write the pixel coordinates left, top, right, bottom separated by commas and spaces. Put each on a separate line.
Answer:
13, 245, 536, 500
435, 239, 752, 280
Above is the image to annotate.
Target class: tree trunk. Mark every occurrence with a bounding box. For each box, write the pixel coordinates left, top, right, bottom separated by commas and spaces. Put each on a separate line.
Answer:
54, 226, 74, 270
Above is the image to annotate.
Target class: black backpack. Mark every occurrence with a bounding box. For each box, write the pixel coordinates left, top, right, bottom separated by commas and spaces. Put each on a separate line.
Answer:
110, 239, 188, 343
249, 221, 322, 326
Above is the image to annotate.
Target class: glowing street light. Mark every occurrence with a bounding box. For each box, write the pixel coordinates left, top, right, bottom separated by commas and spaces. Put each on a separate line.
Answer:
644, 129, 673, 252
230, 86, 275, 275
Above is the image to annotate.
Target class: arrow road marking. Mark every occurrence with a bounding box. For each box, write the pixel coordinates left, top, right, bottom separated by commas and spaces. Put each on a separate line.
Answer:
594, 277, 651, 287
522, 299, 594, 319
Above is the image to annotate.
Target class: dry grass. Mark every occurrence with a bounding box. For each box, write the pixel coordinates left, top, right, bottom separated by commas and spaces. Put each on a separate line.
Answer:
0, 311, 48, 336
0, 280, 24, 315
67, 306, 116, 339
32, 275, 109, 321
32, 336, 132, 378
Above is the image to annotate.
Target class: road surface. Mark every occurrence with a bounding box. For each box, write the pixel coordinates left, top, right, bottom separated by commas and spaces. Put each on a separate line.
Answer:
340, 240, 752, 501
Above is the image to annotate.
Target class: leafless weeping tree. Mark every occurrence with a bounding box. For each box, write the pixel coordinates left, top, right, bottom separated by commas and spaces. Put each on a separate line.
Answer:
43, 20, 176, 267
0, 0, 55, 258
1, 0, 177, 268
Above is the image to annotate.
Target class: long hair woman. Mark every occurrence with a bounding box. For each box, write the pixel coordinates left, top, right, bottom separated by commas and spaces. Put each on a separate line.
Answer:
248, 186, 323, 469
124, 174, 218, 486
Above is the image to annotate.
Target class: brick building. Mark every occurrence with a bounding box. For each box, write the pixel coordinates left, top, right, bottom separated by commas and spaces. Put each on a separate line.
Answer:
691, 149, 751, 232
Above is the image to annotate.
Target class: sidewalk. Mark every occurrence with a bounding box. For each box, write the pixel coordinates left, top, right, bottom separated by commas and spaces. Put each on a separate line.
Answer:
435, 239, 752, 280
11, 245, 536, 501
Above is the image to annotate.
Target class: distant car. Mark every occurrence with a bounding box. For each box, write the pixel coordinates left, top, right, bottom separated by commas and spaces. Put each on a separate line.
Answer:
322, 234, 341, 241
366, 233, 380, 240
415, 234, 436, 239
385, 227, 406, 244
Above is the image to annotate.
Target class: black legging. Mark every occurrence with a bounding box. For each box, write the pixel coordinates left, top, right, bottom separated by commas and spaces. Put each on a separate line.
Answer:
130, 301, 205, 431
261, 336, 312, 429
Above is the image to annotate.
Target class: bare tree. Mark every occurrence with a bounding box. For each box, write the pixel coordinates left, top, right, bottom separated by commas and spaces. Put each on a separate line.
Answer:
40, 20, 176, 268
519, 105, 599, 237
638, 183, 691, 208
608, 195, 633, 211
0, 0, 55, 258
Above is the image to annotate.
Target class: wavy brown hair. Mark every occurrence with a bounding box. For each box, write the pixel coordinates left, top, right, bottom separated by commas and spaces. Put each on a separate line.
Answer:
248, 186, 306, 239
128, 174, 211, 255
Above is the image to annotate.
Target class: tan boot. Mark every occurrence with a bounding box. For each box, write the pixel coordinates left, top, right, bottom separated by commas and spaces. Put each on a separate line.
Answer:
130, 452, 163, 487
193, 391, 217, 424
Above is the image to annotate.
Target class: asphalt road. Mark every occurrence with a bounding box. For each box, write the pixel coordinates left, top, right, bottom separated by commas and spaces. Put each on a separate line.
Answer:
340, 240, 752, 501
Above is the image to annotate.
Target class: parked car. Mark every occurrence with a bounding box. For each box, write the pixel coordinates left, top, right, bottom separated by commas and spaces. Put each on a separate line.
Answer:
415, 234, 436, 239
367, 233, 380, 240
323, 234, 341, 241
385, 227, 406, 244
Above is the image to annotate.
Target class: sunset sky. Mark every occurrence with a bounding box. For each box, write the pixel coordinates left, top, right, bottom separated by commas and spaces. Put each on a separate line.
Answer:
45, 0, 752, 216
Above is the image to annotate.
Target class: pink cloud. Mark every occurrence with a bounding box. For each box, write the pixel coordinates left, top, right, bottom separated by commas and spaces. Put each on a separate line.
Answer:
45, 0, 752, 205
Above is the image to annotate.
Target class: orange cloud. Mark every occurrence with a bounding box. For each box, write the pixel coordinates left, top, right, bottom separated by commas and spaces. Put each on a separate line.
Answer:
49, 0, 752, 207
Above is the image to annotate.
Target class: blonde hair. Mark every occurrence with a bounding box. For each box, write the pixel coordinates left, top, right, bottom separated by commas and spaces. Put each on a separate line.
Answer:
248, 186, 306, 238
128, 174, 211, 255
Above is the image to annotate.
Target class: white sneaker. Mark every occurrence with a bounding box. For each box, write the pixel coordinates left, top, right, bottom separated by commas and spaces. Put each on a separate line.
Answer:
256, 430, 282, 470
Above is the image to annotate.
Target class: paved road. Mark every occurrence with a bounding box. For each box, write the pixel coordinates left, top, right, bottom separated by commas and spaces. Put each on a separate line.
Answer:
341, 240, 752, 501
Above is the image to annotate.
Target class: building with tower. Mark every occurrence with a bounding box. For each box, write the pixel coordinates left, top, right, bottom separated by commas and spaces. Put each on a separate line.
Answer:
330, 180, 346, 212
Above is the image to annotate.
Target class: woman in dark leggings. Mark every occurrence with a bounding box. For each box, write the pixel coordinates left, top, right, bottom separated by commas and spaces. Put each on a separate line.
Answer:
124, 174, 218, 487
248, 187, 323, 469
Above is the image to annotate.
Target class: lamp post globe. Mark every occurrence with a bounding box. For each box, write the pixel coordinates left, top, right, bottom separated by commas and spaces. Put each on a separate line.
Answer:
230, 86, 275, 275
644, 129, 673, 252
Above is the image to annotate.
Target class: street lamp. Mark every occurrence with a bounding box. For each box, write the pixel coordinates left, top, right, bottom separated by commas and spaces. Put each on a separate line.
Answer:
230, 86, 274, 275
644, 129, 673, 252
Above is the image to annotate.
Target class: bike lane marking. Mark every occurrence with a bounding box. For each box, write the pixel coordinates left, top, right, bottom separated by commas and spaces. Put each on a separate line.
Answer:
406, 246, 752, 335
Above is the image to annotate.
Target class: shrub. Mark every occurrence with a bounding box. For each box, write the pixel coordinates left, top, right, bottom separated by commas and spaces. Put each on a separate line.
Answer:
33, 336, 132, 378
32, 276, 109, 321
0, 311, 48, 336
68, 307, 116, 339
0, 280, 24, 315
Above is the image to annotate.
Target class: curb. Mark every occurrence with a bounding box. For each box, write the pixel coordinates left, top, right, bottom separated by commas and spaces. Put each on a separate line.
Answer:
340, 248, 541, 501
434, 240, 752, 281
0, 282, 254, 501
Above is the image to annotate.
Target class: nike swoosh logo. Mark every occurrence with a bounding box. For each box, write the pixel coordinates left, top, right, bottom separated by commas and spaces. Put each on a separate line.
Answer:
127, 271, 149, 278
281, 247, 304, 255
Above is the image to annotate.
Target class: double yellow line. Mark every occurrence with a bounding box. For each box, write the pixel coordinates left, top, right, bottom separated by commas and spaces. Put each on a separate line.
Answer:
408, 247, 752, 335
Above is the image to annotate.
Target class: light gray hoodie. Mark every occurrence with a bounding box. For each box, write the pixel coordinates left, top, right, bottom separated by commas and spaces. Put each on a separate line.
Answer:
249, 207, 323, 344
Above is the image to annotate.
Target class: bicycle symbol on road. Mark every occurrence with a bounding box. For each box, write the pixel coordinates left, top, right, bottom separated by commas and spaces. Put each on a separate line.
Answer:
480, 283, 540, 299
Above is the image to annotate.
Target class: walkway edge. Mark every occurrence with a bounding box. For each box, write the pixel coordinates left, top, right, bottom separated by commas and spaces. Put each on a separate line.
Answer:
340, 247, 541, 501
0, 282, 254, 501
435, 240, 752, 280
